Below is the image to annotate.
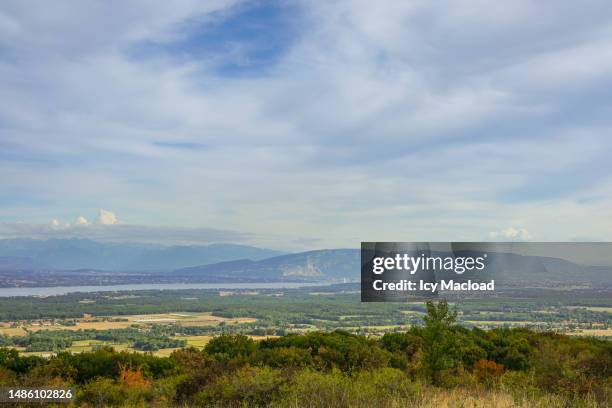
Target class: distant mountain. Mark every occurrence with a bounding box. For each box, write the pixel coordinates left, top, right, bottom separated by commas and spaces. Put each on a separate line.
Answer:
0, 239, 285, 271
123, 243, 287, 270
431, 251, 612, 285
1, 239, 610, 287
174, 249, 359, 281
175, 249, 612, 285
0, 256, 50, 270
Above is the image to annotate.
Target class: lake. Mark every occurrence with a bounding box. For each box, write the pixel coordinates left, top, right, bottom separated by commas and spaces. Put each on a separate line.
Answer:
0, 282, 329, 297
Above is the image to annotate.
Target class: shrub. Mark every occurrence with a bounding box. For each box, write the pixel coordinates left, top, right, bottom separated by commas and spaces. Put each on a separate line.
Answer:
473, 358, 504, 388
276, 369, 351, 407
118, 364, 150, 389
196, 365, 285, 406
434, 367, 477, 389
274, 368, 421, 408
76, 378, 127, 407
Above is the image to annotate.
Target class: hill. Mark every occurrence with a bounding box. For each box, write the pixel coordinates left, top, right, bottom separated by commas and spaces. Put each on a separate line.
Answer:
174, 249, 359, 282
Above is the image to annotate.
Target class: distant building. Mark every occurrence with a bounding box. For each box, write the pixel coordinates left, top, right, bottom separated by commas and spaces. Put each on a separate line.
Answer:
83, 313, 92, 320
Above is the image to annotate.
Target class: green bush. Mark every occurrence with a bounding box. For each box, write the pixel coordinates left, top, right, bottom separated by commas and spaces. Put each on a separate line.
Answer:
196, 366, 285, 406
273, 368, 421, 408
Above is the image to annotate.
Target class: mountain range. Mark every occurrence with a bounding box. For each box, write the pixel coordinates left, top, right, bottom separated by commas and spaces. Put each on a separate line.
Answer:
0, 238, 284, 271
172, 249, 612, 287
173, 249, 359, 281
0, 239, 610, 287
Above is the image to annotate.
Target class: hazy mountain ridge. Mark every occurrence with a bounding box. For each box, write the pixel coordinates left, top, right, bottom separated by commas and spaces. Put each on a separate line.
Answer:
0, 239, 285, 271
0, 256, 50, 270
0, 240, 610, 287
363, 250, 612, 286
174, 249, 359, 281
173, 249, 612, 284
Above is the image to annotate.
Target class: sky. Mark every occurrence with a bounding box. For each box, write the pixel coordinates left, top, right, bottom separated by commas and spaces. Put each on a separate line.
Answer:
1, 0, 612, 250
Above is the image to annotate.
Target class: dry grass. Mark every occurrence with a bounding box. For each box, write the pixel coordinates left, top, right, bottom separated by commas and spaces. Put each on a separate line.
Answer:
276, 388, 597, 408
417, 389, 516, 408
412, 388, 589, 408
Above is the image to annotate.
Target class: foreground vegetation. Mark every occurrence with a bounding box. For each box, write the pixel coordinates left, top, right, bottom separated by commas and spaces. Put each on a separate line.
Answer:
0, 301, 609, 407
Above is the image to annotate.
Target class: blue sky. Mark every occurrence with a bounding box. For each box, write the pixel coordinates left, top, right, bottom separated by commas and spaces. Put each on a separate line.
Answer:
1, 0, 612, 250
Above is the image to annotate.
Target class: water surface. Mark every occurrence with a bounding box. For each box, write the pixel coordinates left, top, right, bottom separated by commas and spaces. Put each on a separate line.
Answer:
0, 282, 328, 297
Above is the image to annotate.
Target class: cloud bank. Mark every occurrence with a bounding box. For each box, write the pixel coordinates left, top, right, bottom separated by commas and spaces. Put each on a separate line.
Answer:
0, 221, 252, 245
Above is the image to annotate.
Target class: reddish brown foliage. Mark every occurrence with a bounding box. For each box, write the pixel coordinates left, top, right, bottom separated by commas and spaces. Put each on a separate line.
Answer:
474, 359, 504, 385
118, 364, 150, 389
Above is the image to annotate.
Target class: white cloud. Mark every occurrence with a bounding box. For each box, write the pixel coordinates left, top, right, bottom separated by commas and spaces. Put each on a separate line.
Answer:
75, 216, 88, 225
98, 209, 118, 225
489, 227, 532, 241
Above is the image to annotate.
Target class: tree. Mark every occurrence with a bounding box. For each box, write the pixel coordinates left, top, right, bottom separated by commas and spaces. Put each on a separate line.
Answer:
421, 300, 459, 384
204, 334, 256, 360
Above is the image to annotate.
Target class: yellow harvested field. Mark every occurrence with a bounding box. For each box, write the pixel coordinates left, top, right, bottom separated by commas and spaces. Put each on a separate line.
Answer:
343, 325, 411, 330
465, 320, 547, 325
565, 306, 612, 313
176, 335, 212, 348
110, 343, 131, 352
587, 307, 612, 313
125, 312, 256, 326
29, 321, 134, 332
0, 327, 27, 336
152, 348, 182, 357
19, 351, 55, 358
250, 335, 277, 341
581, 307, 612, 313
567, 329, 612, 337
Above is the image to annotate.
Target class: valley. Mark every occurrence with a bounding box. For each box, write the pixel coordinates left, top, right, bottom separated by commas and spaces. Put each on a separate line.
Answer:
0, 285, 610, 359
